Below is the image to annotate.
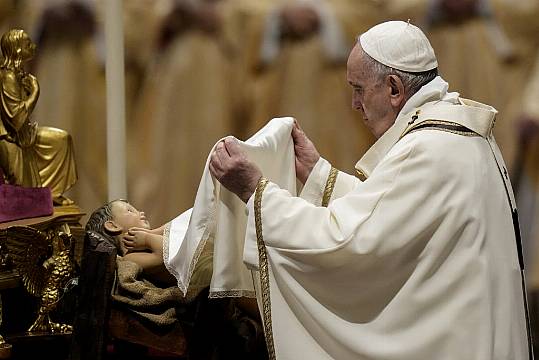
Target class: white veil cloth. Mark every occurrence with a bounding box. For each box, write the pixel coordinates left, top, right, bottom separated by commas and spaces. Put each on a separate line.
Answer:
163, 117, 297, 299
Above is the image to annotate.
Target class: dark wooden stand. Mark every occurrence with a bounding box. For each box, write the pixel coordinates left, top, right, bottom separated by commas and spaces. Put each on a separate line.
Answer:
69, 231, 188, 360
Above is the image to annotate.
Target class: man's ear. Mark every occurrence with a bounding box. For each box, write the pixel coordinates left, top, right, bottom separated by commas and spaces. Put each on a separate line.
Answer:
104, 220, 123, 235
387, 75, 405, 107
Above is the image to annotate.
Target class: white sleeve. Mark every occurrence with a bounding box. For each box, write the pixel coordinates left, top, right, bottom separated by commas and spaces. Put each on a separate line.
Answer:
299, 157, 361, 206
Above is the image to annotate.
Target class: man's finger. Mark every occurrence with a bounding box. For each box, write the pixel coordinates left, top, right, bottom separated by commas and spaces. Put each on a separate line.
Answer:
209, 161, 220, 179
292, 119, 304, 137
211, 149, 223, 169
210, 151, 223, 171
293, 118, 303, 131
223, 137, 244, 157
292, 123, 305, 144
214, 141, 231, 163
216, 141, 227, 154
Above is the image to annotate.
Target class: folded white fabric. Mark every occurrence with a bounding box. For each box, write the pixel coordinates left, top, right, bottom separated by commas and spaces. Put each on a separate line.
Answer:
163, 117, 297, 298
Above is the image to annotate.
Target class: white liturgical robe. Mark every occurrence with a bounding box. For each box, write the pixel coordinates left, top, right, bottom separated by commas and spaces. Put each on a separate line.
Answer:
243, 77, 530, 359
164, 77, 529, 359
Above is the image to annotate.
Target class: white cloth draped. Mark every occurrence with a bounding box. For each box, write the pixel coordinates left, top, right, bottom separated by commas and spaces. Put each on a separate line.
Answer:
163, 117, 297, 298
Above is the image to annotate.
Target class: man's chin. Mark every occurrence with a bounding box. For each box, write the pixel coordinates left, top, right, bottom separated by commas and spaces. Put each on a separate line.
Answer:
362, 120, 377, 137
361, 117, 370, 127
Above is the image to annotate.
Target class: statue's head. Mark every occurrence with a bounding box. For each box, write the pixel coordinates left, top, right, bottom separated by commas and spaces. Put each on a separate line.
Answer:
85, 200, 150, 255
1, 29, 36, 68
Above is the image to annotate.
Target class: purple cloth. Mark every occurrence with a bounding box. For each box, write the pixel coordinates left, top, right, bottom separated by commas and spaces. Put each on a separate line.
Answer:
0, 168, 53, 223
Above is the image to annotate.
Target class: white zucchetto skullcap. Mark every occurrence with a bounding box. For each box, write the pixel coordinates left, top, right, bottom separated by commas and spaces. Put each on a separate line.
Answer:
359, 20, 438, 73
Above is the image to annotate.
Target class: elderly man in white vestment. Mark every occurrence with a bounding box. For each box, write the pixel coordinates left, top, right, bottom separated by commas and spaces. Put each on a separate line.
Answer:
209, 20, 531, 359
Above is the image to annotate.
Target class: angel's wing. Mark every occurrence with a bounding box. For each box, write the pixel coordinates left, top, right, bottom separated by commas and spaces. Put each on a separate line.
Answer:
0, 226, 49, 296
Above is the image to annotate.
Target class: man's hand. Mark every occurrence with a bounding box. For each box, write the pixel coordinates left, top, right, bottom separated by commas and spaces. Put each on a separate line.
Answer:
292, 120, 320, 184
209, 137, 262, 203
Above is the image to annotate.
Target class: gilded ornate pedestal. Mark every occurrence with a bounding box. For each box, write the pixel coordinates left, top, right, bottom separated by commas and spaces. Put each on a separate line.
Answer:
0, 205, 84, 352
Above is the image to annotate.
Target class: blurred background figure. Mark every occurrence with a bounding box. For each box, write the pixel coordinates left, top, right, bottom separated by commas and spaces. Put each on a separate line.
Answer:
128, 0, 241, 225
515, 53, 539, 293
238, 0, 383, 175
28, 0, 105, 214
0, 1, 17, 35
512, 47, 539, 357
422, 0, 539, 286
423, 0, 539, 172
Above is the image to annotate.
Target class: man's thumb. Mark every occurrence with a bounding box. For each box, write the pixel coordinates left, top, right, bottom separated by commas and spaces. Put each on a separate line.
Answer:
292, 121, 305, 141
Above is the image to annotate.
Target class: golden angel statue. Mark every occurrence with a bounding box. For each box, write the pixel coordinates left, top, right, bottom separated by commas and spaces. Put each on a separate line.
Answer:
1, 225, 75, 333
0, 29, 77, 205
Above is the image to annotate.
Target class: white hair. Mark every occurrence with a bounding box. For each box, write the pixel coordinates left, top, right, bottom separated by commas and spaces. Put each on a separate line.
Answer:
362, 49, 438, 98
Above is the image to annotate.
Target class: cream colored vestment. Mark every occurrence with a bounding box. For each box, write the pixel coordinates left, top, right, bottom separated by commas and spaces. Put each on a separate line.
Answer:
165, 77, 528, 359
243, 77, 529, 359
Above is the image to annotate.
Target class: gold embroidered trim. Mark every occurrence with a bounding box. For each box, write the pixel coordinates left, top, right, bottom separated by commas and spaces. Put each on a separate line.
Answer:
162, 223, 182, 287
355, 169, 367, 181
182, 201, 218, 295
162, 203, 217, 297
209, 290, 257, 299
254, 177, 276, 360
407, 126, 476, 137
163, 223, 170, 264
322, 167, 338, 207
400, 119, 479, 139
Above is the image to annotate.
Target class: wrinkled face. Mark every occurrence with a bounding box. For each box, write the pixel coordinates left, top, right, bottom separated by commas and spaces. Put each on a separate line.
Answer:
347, 44, 395, 139
110, 201, 150, 233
